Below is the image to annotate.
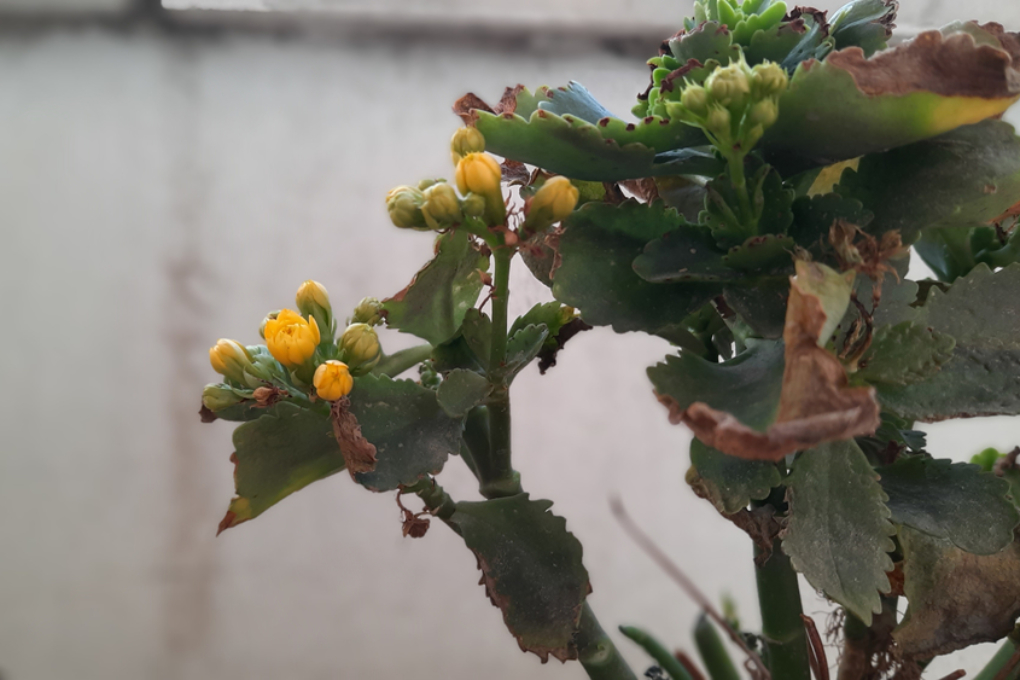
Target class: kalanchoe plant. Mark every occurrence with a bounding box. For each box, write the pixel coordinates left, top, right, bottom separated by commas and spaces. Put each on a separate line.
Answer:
199, 0, 1020, 677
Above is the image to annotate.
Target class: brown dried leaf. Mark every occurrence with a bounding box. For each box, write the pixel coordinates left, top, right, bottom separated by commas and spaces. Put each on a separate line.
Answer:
330, 397, 377, 477
677, 261, 880, 461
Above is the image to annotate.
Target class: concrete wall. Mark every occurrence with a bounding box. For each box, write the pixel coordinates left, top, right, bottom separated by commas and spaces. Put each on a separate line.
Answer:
1, 8, 1019, 680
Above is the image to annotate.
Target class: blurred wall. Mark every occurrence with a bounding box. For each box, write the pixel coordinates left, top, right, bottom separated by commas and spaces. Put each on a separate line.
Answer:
1, 4, 1019, 680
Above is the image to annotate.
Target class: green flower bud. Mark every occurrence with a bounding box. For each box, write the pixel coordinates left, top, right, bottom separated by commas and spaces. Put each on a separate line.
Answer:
209, 339, 255, 384
421, 182, 464, 230
340, 323, 382, 375
450, 126, 486, 164
747, 98, 779, 128
461, 192, 486, 218
704, 105, 732, 138
351, 297, 384, 326
202, 383, 247, 412
706, 64, 751, 109
744, 124, 766, 150
417, 178, 444, 191
522, 176, 579, 234
259, 310, 280, 339
295, 280, 334, 341
386, 185, 428, 230
680, 84, 710, 118
751, 62, 789, 98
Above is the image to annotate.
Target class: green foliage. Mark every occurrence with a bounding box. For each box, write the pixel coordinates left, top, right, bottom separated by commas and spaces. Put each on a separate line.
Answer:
689, 438, 782, 514
436, 369, 492, 417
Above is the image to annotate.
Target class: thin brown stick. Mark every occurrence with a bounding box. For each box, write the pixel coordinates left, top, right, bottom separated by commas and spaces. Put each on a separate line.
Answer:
801, 614, 830, 680
675, 651, 708, 680
610, 497, 772, 679
995, 648, 1020, 680
938, 671, 966, 680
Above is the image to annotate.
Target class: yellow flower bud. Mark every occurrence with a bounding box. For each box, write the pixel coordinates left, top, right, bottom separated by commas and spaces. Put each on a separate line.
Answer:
680, 84, 710, 118
461, 192, 487, 218
209, 339, 254, 384
455, 153, 502, 198
202, 383, 246, 412
747, 98, 779, 128
313, 360, 354, 401
351, 297, 384, 326
421, 182, 464, 230
295, 279, 334, 341
706, 64, 751, 109
340, 322, 382, 374
450, 126, 486, 164
523, 176, 579, 234
705, 104, 733, 138
264, 309, 321, 369
386, 185, 428, 230
751, 62, 789, 98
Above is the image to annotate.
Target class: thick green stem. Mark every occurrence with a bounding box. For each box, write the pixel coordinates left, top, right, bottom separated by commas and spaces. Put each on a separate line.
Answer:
975, 638, 1020, 680
576, 603, 639, 680
479, 247, 521, 499
619, 625, 694, 680
373, 344, 433, 378
755, 542, 811, 680
726, 151, 753, 229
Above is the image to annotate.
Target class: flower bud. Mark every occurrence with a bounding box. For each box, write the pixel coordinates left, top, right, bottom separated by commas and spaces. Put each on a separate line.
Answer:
313, 360, 354, 401
264, 309, 321, 369
386, 185, 428, 230
351, 297, 384, 326
747, 98, 779, 128
340, 322, 382, 374
461, 192, 487, 218
455, 153, 502, 198
751, 62, 789, 98
259, 311, 280, 340
680, 84, 710, 118
704, 105, 733, 138
706, 64, 751, 109
202, 383, 246, 412
295, 280, 334, 340
209, 339, 254, 384
450, 126, 486, 164
421, 182, 464, 230
523, 176, 579, 234
418, 178, 444, 191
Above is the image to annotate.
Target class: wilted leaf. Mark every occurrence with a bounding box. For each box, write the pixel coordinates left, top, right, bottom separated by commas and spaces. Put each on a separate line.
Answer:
436, 369, 492, 417
688, 438, 782, 515
553, 200, 719, 341
783, 440, 896, 624
383, 230, 489, 345
877, 455, 1018, 555
347, 375, 463, 492
218, 402, 344, 534
447, 494, 591, 662
659, 261, 880, 461
894, 527, 1020, 659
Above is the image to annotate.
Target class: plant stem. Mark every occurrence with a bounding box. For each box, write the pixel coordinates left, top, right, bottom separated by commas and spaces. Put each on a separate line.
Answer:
373, 344, 433, 378
975, 638, 1020, 680
755, 542, 811, 680
619, 625, 695, 680
480, 247, 521, 499
576, 603, 639, 680
726, 151, 753, 229
837, 597, 897, 680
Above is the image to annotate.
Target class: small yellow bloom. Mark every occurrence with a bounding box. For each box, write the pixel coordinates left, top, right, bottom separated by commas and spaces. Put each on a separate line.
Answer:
523, 176, 579, 234
340, 322, 382, 374
313, 360, 354, 401
450, 126, 486, 164
455, 152, 502, 198
264, 309, 321, 368
209, 339, 254, 384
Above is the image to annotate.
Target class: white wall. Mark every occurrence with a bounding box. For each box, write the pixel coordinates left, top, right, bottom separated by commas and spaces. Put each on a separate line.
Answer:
0, 13, 1018, 680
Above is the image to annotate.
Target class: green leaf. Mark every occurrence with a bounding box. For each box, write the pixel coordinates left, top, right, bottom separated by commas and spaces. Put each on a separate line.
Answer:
723, 234, 795, 272
447, 494, 591, 662
553, 200, 719, 341
876, 264, 1020, 421
218, 402, 344, 533
894, 527, 1020, 660
460, 308, 492, 373
383, 230, 489, 345
856, 322, 956, 386
689, 438, 782, 515
504, 324, 549, 381
763, 28, 1020, 174
837, 120, 1020, 243
436, 369, 492, 417
916, 225, 1020, 282
783, 440, 896, 624
509, 302, 569, 339
648, 339, 786, 431
432, 333, 484, 374
876, 455, 1018, 555
723, 280, 789, 339
828, 0, 897, 56
789, 193, 874, 261
349, 375, 463, 492
632, 223, 735, 283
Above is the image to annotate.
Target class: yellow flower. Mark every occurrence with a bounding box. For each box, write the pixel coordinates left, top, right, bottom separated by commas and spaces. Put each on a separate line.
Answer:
340, 322, 382, 374
455, 152, 502, 197
450, 126, 486, 164
209, 339, 254, 384
264, 309, 321, 368
313, 360, 354, 401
